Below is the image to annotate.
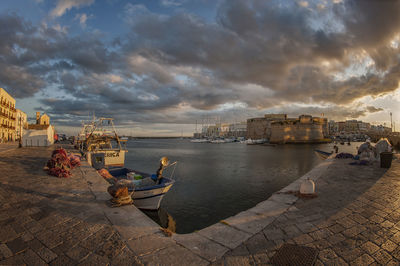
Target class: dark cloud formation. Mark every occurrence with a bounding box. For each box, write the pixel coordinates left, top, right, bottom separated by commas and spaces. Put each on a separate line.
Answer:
0, 0, 399, 128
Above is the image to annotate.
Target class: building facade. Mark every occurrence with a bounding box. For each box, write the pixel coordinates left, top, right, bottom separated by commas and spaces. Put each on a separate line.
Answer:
16, 109, 28, 141
269, 115, 325, 144
0, 88, 17, 142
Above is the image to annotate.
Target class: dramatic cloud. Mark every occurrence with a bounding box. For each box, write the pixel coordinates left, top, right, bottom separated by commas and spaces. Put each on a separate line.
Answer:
50, 0, 94, 18
1, 0, 400, 131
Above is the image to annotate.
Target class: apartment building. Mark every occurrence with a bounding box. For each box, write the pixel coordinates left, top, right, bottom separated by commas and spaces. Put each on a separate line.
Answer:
0, 88, 16, 142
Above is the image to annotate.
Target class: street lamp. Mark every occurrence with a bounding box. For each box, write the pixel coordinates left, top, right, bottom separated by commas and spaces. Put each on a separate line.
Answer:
18, 115, 22, 148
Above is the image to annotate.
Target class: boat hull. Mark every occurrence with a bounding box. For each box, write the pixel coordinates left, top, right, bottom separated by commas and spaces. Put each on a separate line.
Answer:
314, 149, 332, 160
133, 183, 173, 210
108, 167, 174, 210
87, 150, 126, 168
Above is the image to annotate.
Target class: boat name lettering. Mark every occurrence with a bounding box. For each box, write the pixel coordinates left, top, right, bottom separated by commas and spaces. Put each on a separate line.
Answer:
105, 152, 120, 157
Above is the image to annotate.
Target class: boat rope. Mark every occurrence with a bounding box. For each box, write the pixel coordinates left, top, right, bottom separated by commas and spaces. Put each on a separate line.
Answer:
170, 161, 178, 180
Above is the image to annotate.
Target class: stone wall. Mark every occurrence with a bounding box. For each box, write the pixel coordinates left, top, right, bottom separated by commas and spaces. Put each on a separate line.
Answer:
269, 122, 324, 143
246, 118, 270, 139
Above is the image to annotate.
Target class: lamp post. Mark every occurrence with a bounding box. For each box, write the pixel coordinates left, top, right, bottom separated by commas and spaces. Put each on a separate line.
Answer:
18, 115, 22, 148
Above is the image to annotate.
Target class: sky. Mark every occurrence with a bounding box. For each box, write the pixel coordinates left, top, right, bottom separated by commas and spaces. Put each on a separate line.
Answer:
0, 0, 399, 136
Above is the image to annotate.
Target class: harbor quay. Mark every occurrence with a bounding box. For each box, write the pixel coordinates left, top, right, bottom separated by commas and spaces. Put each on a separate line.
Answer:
0, 144, 399, 265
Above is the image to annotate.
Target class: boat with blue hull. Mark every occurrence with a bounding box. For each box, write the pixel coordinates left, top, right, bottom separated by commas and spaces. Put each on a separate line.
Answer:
314, 149, 333, 160
108, 167, 175, 210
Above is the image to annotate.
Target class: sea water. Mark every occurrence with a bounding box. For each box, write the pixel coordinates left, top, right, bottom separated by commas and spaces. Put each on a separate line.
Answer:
125, 139, 360, 233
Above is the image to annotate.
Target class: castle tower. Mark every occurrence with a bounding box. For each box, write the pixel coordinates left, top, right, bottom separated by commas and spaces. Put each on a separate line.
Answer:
36, 112, 40, 124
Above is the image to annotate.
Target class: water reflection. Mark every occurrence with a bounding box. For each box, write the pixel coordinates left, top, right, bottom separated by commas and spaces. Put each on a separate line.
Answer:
142, 208, 176, 233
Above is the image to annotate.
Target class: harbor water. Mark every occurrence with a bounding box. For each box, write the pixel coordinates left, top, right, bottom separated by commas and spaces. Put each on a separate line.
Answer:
125, 139, 360, 234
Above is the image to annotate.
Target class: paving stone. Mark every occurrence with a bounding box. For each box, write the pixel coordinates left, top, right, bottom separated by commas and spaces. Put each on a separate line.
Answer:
0, 252, 26, 265
173, 232, 229, 262
66, 245, 91, 262
252, 252, 269, 265
37, 246, 58, 263
328, 223, 345, 234
224, 211, 275, 234
140, 244, 208, 266
78, 253, 110, 266
198, 223, 251, 250
263, 227, 286, 241
22, 248, 47, 266
350, 253, 375, 265
95, 232, 126, 260
0, 225, 18, 243
292, 234, 314, 245
335, 247, 362, 263
296, 222, 316, 233
309, 228, 332, 241
372, 249, 393, 265
318, 248, 338, 264
382, 239, 398, 253
0, 243, 12, 259
224, 255, 254, 266
360, 241, 380, 255
110, 247, 143, 266
127, 233, 176, 257
6, 236, 28, 254
326, 233, 345, 245
282, 225, 301, 238
49, 254, 76, 266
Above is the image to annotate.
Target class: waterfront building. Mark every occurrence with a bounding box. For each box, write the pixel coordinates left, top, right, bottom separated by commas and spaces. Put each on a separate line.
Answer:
344, 120, 358, 133
23, 124, 55, 147
228, 122, 247, 138
358, 121, 371, 132
247, 114, 287, 140
269, 115, 325, 144
0, 88, 17, 142
16, 109, 28, 141
219, 123, 230, 137
328, 120, 339, 135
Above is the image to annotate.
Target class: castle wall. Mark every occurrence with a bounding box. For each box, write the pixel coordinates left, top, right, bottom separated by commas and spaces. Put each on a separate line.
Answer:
269, 123, 324, 143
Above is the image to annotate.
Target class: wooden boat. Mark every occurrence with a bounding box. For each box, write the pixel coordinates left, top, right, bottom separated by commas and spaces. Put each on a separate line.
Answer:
83, 118, 127, 168
314, 149, 333, 160
108, 167, 175, 210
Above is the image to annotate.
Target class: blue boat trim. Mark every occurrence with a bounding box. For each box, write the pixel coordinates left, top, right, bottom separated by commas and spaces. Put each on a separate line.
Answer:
134, 192, 166, 200
134, 181, 174, 191
314, 149, 332, 156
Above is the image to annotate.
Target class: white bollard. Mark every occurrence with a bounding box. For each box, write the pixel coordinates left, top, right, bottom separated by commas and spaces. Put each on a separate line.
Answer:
300, 178, 315, 195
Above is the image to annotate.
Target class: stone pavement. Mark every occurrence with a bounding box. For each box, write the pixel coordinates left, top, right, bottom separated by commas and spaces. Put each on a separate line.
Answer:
0, 142, 18, 154
214, 156, 400, 265
1, 144, 400, 265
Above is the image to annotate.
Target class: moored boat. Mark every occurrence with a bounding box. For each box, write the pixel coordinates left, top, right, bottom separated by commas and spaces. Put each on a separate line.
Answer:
314, 149, 333, 160
83, 118, 128, 168
108, 167, 175, 210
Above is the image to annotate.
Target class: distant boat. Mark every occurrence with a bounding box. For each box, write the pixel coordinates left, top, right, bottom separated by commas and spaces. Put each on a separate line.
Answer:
190, 139, 210, 143
246, 138, 267, 145
314, 149, 333, 159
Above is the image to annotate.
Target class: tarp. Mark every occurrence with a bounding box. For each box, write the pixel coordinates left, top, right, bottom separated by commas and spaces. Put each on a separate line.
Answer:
375, 138, 392, 156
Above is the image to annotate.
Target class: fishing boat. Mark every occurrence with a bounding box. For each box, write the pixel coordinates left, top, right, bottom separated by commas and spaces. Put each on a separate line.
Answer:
108, 168, 175, 210
314, 149, 333, 159
84, 118, 127, 168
